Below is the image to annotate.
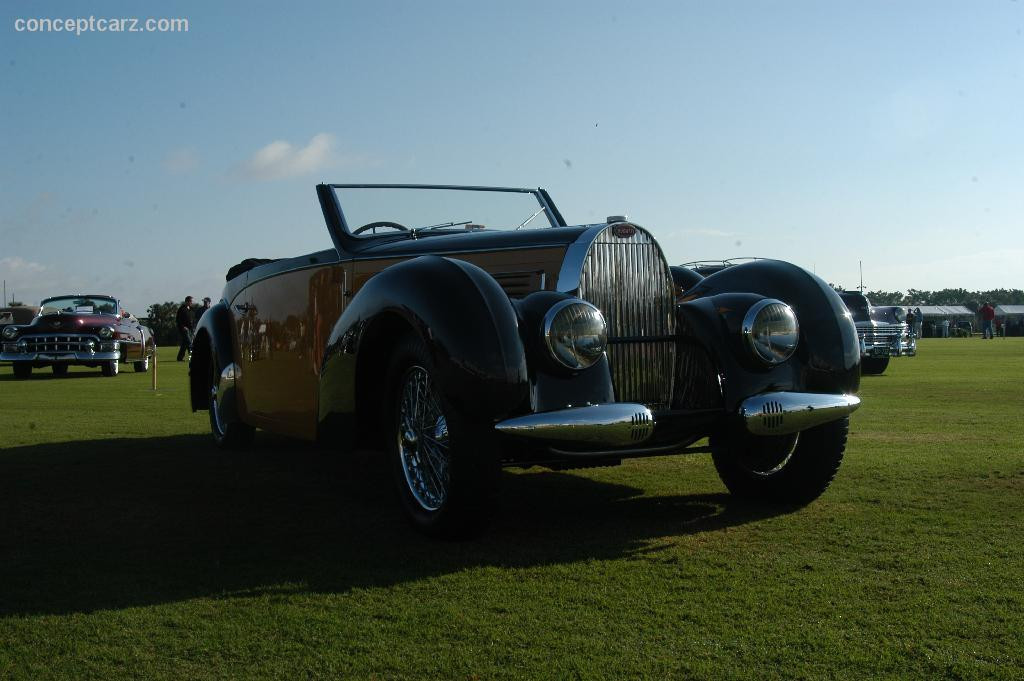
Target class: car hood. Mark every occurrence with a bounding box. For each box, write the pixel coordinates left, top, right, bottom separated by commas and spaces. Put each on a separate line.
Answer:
22, 312, 120, 333
870, 307, 906, 324
355, 225, 592, 258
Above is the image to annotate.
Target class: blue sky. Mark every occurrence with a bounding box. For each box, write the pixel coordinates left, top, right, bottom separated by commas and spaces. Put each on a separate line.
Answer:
2, 0, 1022, 312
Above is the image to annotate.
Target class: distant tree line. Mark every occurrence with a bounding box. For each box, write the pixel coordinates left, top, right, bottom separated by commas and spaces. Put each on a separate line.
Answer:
141, 300, 212, 346
858, 288, 1024, 309
142, 302, 182, 346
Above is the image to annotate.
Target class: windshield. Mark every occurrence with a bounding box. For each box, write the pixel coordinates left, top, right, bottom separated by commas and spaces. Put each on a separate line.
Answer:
331, 185, 557, 237
39, 296, 118, 316
838, 292, 871, 322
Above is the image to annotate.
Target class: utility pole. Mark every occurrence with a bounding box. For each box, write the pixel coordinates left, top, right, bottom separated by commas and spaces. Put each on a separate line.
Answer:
858, 261, 864, 293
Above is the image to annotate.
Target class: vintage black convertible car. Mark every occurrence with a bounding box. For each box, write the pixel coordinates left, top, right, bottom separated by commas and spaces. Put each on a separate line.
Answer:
190, 184, 861, 536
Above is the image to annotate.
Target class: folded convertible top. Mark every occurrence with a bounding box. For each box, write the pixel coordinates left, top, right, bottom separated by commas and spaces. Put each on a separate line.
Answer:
226, 258, 280, 282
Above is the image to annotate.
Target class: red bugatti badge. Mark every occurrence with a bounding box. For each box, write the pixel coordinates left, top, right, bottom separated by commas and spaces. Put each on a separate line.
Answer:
611, 223, 636, 238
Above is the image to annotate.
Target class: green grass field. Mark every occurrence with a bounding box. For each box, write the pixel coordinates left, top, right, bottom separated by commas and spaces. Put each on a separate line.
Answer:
1, 340, 1022, 679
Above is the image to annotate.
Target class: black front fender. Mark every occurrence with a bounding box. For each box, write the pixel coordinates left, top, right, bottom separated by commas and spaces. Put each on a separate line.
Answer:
679, 259, 860, 411
319, 256, 529, 432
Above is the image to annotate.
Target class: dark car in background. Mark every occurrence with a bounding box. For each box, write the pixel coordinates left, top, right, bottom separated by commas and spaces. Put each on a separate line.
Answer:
836, 291, 915, 375
190, 184, 862, 536
1, 295, 155, 378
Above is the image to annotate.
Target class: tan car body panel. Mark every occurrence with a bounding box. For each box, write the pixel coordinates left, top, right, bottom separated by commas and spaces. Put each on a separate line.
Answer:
233, 245, 566, 440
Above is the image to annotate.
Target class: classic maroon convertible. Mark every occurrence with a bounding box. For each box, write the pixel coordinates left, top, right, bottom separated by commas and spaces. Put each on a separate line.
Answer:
1, 294, 155, 378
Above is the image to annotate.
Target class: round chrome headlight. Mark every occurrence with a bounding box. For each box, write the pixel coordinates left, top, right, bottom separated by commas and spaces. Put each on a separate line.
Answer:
742, 299, 799, 365
98, 326, 114, 339
1, 326, 18, 340
543, 299, 608, 370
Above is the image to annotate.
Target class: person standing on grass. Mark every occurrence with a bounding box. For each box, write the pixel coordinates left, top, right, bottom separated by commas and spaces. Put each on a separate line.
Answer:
195, 296, 212, 326
176, 296, 195, 361
980, 302, 996, 339
906, 308, 916, 337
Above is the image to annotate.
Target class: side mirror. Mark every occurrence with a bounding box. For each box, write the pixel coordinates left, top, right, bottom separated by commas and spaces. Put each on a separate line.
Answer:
122, 311, 131, 318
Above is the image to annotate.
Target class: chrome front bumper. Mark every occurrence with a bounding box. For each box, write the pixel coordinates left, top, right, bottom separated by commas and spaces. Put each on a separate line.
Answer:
495, 403, 655, 447
0, 351, 120, 362
494, 392, 859, 448
739, 392, 860, 436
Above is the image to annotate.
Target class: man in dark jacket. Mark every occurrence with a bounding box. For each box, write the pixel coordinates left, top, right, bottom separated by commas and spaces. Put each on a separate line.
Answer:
194, 296, 212, 326
176, 296, 195, 361
980, 302, 996, 340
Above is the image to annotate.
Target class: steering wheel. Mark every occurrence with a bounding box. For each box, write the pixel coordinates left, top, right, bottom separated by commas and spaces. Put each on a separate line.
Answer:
353, 221, 410, 235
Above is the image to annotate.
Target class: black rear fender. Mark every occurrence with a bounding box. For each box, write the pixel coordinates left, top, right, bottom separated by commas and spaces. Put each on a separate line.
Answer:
189, 301, 236, 411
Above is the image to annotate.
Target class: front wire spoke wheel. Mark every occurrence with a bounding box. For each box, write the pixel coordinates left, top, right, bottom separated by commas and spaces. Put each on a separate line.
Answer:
397, 366, 451, 512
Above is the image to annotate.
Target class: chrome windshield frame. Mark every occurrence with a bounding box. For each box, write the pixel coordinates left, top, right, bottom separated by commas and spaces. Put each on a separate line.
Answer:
323, 183, 567, 241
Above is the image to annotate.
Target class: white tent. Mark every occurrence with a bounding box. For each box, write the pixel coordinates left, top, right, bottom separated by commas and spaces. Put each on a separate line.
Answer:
915, 305, 973, 317
995, 305, 1024, 317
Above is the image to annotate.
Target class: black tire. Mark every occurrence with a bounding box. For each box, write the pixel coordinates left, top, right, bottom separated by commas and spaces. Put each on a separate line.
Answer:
861, 356, 889, 375
209, 345, 254, 449
100, 359, 119, 377
133, 356, 150, 373
385, 336, 499, 538
711, 417, 849, 506
13, 363, 32, 379
52, 364, 69, 377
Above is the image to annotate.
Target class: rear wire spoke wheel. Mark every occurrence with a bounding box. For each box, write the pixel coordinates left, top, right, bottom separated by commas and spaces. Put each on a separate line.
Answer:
208, 346, 254, 449
386, 336, 498, 537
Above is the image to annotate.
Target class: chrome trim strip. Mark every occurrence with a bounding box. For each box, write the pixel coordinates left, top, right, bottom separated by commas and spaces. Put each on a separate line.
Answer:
1, 352, 120, 361
495, 403, 655, 447
739, 392, 861, 436
555, 224, 609, 293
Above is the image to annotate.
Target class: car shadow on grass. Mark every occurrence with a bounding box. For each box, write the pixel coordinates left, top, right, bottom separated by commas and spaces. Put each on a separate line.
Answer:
0, 433, 789, 616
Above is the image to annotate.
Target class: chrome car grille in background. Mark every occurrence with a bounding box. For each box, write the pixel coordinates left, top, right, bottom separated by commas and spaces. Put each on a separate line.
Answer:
858, 323, 905, 345
577, 225, 676, 410
21, 334, 98, 353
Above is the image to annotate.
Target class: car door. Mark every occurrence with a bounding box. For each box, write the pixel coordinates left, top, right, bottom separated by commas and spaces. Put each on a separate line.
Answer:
239, 254, 349, 440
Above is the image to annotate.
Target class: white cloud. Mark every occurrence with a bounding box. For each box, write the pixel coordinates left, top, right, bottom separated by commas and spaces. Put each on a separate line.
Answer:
236, 133, 338, 180
0, 256, 46, 274
163, 147, 200, 174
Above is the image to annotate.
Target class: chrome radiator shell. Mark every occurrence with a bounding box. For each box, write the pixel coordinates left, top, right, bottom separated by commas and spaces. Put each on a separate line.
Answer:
557, 223, 676, 409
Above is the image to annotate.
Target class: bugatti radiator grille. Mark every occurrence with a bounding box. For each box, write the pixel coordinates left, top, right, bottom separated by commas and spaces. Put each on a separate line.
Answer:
673, 343, 722, 410
577, 225, 676, 410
